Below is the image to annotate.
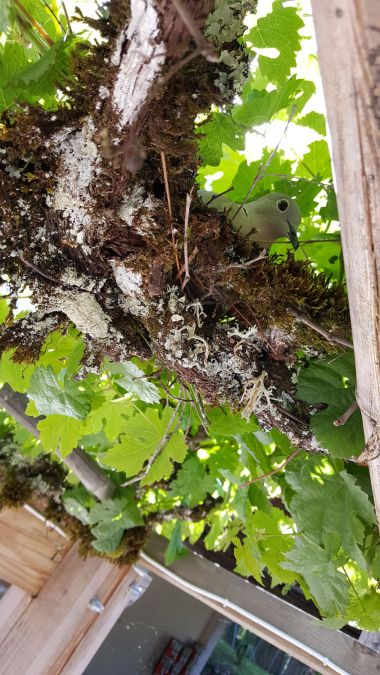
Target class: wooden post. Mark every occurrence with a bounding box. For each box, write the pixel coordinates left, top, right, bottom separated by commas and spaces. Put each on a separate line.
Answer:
311, 0, 380, 523
0, 543, 139, 675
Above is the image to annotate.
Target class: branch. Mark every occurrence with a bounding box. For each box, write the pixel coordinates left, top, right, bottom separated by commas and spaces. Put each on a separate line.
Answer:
334, 400, 359, 426
238, 448, 303, 489
0, 384, 115, 501
287, 308, 353, 349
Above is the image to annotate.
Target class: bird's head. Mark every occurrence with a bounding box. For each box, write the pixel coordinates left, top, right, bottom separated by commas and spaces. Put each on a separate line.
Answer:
249, 192, 301, 249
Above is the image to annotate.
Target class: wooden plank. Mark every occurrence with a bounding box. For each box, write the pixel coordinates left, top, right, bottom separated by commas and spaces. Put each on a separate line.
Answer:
0, 508, 69, 595
0, 544, 135, 675
61, 566, 141, 675
310, 0, 380, 522
0, 586, 32, 644
142, 536, 380, 675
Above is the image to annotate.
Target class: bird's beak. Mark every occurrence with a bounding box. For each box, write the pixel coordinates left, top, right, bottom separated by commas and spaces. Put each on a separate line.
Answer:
287, 221, 299, 249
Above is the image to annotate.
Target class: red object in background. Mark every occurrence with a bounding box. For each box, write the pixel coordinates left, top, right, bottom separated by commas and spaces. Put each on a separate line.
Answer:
154, 638, 201, 674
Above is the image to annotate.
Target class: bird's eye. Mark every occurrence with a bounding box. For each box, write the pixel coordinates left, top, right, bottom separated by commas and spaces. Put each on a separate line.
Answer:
277, 199, 289, 212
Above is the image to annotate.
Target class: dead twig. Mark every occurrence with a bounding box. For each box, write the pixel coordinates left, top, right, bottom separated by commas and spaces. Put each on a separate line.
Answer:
238, 448, 302, 489
170, 0, 218, 62
160, 151, 182, 282
176, 246, 199, 280
334, 400, 359, 426
287, 308, 353, 349
182, 187, 194, 289
228, 249, 267, 269
231, 104, 297, 225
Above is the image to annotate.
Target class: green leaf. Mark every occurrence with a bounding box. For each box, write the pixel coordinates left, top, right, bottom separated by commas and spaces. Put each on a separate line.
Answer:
169, 456, 215, 506
345, 592, 380, 631
103, 406, 187, 482
142, 432, 187, 485
0, 0, 11, 33
84, 396, 133, 442
197, 112, 245, 166
246, 0, 304, 85
91, 524, 124, 553
251, 509, 298, 587
283, 535, 350, 616
233, 536, 263, 583
29, 366, 91, 420
88, 495, 143, 530
165, 521, 188, 565
106, 359, 160, 404
37, 414, 84, 457
0, 350, 34, 392
0, 299, 9, 324
208, 408, 259, 436
232, 77, 314, 127
62, 497, 90, 525
297, 352, 364, 458
295, 111, 326, 137
286, 461, 376, 568
38, 328, 84, 375
297, 140, 332, 180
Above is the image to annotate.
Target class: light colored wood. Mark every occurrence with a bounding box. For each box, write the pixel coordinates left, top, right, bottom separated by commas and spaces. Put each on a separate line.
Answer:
0, 586, 31, 644
0, 543, 134, 675
142, 536, 380, 675
311, 0, 380, 523
61, 566, 140, 675
0, 508, 69, 595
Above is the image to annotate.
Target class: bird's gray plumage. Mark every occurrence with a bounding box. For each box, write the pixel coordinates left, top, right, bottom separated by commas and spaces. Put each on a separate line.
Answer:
200, 190, 301, 249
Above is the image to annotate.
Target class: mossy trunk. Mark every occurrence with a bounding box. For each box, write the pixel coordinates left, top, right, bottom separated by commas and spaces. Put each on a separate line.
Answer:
0, 0, 350, 457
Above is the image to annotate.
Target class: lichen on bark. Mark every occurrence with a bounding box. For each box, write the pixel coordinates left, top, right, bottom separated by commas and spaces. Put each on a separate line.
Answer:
0, 0, 350, 456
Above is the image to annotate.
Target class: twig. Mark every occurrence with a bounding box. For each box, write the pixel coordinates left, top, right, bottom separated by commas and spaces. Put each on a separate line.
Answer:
19, 256, 58, 285
160, 150, 173, 221
14, 0, 55, 47
182, 187, 194, 289
253, 238, 341, 245
264, 174, 335, 191
170, 0, 218, 62
228, 249, 267, 269
238, 448, 302, 489
121, 402, 182, 486
176, 246, 199, 280
231, 104, 297, 224
41, 0, 66, 33
160, 151, 182, 281
334, 400, 359, 426
62, 1, 73, 34
205, 186, 234, 206
287, 308, 353, 349
274, 403, 308, 428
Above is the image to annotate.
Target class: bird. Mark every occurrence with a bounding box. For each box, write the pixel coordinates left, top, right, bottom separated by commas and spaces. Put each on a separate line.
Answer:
200, 190, 301, 249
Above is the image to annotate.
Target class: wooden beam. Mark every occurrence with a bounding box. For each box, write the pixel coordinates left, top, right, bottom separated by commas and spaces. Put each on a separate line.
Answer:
0, 507, 69, 595
0, 586, 31, 644
311, 1, 380, 522
141, 536, 380, 675
0, 544, 138, 675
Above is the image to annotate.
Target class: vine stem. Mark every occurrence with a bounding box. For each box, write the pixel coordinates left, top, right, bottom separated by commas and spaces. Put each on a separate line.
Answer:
238, 448, 303, 489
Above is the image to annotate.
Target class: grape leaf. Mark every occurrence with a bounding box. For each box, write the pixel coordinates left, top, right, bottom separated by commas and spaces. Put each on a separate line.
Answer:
197, 112, 245, 166
142, 432, 187, 485
29, 366, 91, 420
165, 521, 188, 565
37, 414, 84, 457
233, 536, 263, 583
250, 509, 298, 587
0, 299, 9, 324
0, 350, 34, 392
88, 495, 143, 529
297, 352, 364, 458
286, 462, 376, 568
295, 111, 326, 137
208, 408, 259, 436
232, 77, 314, 127
106, 359, 160, 404
246, 0, 304, 85
103, 407, 187, 481
297, 140, 332, 180
169, 456, 215, 506
283, 535, 350, 616
84, 395, 133, 441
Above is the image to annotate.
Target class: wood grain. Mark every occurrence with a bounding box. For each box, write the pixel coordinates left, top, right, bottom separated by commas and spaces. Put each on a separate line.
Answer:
0, 544, 135, 675
311, 0, 380, 523
0, 507, 69, 595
